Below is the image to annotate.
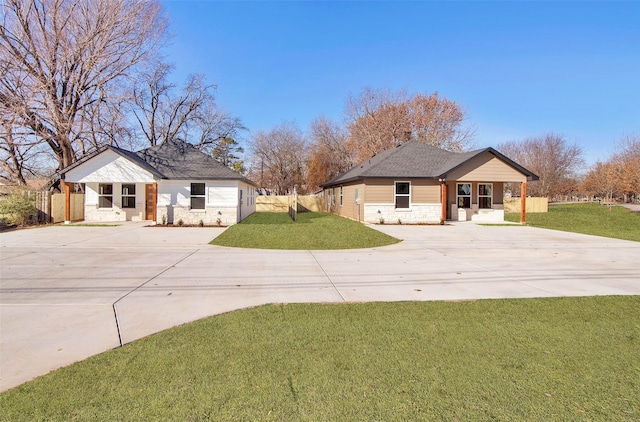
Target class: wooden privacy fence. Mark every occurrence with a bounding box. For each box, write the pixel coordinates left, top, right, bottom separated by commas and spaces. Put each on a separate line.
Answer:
256, 195, 326, 213
288, 193, 298, 221
51, 193, 84, 223
0, 190, 83, 225
504, 197, 548, 214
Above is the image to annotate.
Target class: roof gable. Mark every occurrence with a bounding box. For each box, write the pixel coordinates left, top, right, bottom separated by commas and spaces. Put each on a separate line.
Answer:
62, 149, 157, 183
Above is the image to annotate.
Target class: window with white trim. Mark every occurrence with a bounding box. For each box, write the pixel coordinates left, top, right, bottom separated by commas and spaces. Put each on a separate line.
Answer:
121, 184, 136, 208
395, 182, 410, 209
339, 186, 343, 206
190, 183, 206, 209
457, 183, 471, 208
478, 183, 492, 209
98, 183, 113, 208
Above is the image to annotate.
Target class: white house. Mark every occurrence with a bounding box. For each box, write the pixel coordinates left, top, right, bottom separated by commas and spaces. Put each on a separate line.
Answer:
59, 139, 257, 225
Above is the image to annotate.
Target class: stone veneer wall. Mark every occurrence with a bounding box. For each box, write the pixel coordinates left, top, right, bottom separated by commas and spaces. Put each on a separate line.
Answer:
450, 204, 505, 222
470, 209, 504, 222
157, 205, 237, 226
364, 204, 441, 225
84, 206, 144, 222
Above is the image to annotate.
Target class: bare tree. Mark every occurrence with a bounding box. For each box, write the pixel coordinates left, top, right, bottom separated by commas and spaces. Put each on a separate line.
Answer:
0, 114, 48, 184
248, 121, 308, 194
191, 102, 247, 155
0, 0, 167, 170
498, 134, 584, 198
306, 116, 354, 191
345, 87, 475, 161
130, 64, 246, 152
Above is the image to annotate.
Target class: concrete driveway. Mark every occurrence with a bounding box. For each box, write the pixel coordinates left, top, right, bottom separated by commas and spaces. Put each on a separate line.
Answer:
1, 222, 639, 392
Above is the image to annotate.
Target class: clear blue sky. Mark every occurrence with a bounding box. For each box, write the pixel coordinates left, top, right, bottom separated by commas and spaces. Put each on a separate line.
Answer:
162, 1, 639, 170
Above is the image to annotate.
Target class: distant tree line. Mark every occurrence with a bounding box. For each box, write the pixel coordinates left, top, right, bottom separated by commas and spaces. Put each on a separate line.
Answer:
248, 88, 477, 195
2, 1, 637, 204
582, 133, 640, 204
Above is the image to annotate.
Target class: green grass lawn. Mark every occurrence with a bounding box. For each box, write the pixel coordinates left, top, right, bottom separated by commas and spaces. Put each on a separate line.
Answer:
1, 297, 638, 421
210, 211, 400, 249
506, 203, 640, 242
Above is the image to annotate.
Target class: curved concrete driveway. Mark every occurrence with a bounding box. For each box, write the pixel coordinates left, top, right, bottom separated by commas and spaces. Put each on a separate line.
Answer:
1, 222, 639, 391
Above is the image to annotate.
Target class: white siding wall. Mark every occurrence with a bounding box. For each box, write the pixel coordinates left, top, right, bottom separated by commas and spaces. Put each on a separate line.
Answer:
156, 180, 255, 225
81, 178, 255, 224
65, 150, 155, 183
238, 182, 257, 222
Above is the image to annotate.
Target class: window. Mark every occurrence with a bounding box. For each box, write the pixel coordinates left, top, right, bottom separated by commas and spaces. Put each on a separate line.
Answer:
98, 184, 113, 208
339, 186, 343, 206
457, 183, 471, 208
121, 184, 136, 208
190, 183, 206, 209
395, 182, 410, 209
478, 183, 492, 209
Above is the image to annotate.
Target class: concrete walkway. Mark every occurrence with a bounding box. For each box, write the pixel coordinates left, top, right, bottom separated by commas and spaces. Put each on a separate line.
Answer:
1, 222, 639, 392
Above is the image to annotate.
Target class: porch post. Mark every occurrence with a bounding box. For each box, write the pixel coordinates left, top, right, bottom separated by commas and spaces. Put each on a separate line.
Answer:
440, 181, 447, 224
153, 182, 158, 222
520, 182, 527, 224
64, 181, 71, 224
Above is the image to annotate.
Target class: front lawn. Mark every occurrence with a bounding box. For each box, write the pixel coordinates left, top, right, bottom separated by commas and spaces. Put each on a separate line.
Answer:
1, 297, 638, 420
210, 211, 400, 249
506, 203, 640, 241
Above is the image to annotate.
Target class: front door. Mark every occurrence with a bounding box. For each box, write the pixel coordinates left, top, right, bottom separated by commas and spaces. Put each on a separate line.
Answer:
145, 183, 157, 221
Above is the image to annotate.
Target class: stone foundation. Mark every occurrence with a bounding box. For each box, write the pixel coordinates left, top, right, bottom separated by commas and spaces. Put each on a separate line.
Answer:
84, 206, 144, 222
450, 204, 504, 222
157, 206, 238, 226
364, 204, 441, 224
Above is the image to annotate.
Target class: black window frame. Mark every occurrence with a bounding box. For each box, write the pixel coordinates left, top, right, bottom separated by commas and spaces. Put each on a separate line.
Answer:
395, 181, 410, 209
98, 183, 113, 208
457, 183, 471, 209
478, 183, 493, 209
121, 184, 136, 209
190, 182, 206, 210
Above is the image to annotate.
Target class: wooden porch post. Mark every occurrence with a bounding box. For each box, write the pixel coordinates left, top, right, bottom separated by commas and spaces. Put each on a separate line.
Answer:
153, 182, 158, 222
64, 181, 71, 224
520, 182, 527, 224
440, 181, 447, 224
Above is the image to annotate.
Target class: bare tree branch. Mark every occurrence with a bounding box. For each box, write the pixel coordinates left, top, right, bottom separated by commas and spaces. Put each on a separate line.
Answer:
0, 0, 167, 171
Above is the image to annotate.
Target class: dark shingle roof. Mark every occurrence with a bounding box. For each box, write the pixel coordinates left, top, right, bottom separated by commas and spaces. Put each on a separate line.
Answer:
135, 139, 253, 181
322, 141, 537, 187
61, 139, 256, 185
